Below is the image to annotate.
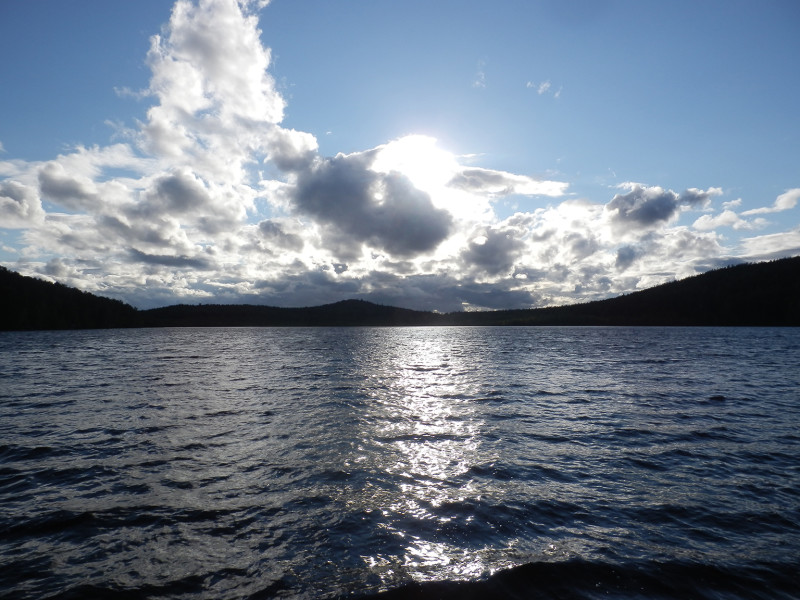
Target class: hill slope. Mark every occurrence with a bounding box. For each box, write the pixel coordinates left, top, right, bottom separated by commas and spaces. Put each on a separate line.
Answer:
140, 299, 440, 327
1, 256, 798, 329
444, 256, 800, 326
0, 266, 138, 330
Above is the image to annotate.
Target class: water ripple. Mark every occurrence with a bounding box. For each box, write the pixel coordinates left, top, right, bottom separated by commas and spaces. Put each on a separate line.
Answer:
1, 326, 798, 598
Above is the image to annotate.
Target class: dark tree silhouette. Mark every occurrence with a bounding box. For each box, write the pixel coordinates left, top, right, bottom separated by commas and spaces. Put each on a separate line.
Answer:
2, 256, 798, 330
0, 266, 138, 330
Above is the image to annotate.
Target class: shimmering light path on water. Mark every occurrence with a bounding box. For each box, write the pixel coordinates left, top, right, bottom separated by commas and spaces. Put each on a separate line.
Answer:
1, 327, 799, 599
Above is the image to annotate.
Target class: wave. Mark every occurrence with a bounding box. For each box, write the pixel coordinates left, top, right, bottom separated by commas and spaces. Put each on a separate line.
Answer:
3, 326, 799, 600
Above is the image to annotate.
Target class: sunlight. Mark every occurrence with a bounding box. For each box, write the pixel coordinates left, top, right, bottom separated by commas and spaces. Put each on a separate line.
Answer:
341, 330, 493, 586
371, 135, 459, 195
371, 135, 493, 223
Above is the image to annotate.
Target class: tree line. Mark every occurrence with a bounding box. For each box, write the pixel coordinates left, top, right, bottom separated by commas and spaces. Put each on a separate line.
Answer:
2, 256, 799, 330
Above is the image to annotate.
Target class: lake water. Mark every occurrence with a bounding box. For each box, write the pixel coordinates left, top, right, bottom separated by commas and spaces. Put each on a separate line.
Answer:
1, 326, 799, 599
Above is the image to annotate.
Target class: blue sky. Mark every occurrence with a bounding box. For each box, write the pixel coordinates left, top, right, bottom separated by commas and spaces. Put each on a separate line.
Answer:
1, 0, 798, 310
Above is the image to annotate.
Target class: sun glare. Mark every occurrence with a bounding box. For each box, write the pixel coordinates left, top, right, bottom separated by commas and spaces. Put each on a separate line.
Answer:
371, 135, 492, 224
372, 135, 459, 194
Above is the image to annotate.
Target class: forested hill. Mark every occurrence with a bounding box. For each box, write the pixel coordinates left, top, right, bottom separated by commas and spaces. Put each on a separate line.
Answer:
1, 256, 799, 330
139, 299, 440, 328
0, 266, 138, 330
445, 256, 800, 326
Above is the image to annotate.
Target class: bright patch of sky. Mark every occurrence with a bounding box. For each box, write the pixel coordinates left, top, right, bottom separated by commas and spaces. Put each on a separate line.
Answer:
1, 0, 798, 310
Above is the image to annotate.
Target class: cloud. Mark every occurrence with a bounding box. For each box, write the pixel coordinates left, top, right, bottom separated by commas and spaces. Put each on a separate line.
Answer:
129, 248, 213, 270
722, 198, 742, 209
448, 167, 567, 197
264, 126, 319, 172
289, 151, 453, 258
607, 186, 679, 228
472, 59, 487, 88
461, 227, 525, 276
350, 271, 540, 313
679, 187, 723, 207
615, 245, 638, 271
38, 162, 102, 212
133, 0, 291, 195
739, 227, 800, 260
526, 79, 562, 98
147, 0, 283, 124
0, 180, 44, 228
776, 189, 800, 210
607, 184, 721, 229
258, 219, 304, 252
139, 168, 210, 217
2, 0, 797, 313
742, 188, 800, 215
692, 189, 798, 234
692, 209, 766, 231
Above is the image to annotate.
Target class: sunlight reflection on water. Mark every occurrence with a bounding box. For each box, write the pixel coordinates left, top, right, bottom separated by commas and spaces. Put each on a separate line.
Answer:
343, 329, 498, 586
2, 327, 799, 599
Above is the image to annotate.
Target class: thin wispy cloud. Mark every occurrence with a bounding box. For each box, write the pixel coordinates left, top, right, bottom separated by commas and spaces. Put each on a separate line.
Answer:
741, 189, 800, 215
472, 59, 487, 89
527, 79, 561, 98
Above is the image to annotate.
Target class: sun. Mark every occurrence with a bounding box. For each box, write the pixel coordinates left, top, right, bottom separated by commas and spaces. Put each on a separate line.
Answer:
371, 135, 459, 195
370, 134, 494, 225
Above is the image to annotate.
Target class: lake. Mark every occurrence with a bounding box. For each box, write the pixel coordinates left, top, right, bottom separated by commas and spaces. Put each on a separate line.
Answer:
1, 326, 799, 599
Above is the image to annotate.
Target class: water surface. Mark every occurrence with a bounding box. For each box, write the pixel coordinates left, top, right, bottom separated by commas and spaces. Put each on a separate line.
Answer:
1, 327, 799, 598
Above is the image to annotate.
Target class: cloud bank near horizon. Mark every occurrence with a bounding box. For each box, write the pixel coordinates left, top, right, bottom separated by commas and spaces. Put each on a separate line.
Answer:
1, 0, 798, 311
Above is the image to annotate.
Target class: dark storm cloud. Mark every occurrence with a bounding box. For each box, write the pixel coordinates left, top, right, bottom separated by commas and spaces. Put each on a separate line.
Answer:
607, 186, 679, 227
370, 173, 452, 255
258, 219, 304, 252
606, 184, 721, 229
129, 248, 212, 270
615, 245, 638, 271
290, 153, 452, 257
461, 228, 525, 275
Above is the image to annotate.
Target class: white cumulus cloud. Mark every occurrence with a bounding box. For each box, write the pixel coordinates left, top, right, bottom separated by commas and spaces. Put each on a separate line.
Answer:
742, 188, 800, 215
0, 0, 796, 311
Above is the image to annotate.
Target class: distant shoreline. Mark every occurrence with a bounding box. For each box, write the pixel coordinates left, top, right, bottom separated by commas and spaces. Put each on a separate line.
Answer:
2, 256, 799, 330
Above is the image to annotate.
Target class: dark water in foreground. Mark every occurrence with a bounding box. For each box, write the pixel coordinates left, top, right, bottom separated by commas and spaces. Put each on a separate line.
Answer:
1, 326, 799, 599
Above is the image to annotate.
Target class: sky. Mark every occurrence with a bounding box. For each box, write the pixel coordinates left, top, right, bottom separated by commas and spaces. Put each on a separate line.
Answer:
1, 0, 799, 312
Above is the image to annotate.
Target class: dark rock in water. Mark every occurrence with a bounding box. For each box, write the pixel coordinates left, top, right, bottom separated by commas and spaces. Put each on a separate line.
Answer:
353, 560, 800, 600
